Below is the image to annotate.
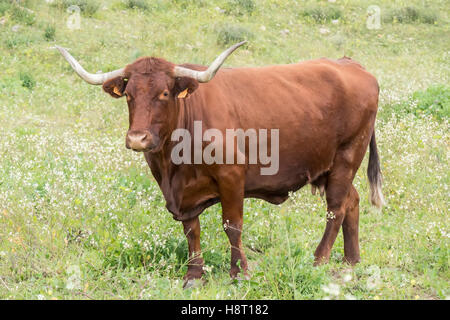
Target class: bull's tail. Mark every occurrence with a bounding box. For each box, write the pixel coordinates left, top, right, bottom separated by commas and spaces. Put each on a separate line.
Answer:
367, 130, 385, 209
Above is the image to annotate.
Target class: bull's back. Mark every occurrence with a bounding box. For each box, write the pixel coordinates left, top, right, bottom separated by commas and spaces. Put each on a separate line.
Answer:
203, 58, 378, 134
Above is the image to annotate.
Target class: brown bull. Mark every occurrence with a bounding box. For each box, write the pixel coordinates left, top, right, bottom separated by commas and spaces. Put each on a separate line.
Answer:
57, 42, 385, 287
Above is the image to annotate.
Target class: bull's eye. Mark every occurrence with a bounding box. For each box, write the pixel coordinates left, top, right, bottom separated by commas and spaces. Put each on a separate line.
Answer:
159, 90, 170, 100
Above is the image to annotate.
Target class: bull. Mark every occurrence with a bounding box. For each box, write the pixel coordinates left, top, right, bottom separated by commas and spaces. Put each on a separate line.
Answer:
56, 41, 385, 287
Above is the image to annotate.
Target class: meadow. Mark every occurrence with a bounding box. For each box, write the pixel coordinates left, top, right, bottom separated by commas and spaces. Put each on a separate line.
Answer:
0, 0, 448, 299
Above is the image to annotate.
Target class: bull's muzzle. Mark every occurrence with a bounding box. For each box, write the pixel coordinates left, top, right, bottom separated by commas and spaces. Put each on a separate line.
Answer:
126, 130, 154, 152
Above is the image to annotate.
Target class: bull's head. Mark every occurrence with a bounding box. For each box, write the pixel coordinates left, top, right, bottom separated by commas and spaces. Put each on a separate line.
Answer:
56, 42, 246, 152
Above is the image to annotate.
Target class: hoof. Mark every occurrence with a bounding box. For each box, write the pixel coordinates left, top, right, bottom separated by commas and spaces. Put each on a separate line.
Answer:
183, 278, 204, 290
343, 256, 360, 266
313, 257, 329, 266
230, 273, 251, 284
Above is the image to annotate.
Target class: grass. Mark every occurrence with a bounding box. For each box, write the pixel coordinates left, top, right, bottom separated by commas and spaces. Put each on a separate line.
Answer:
387, 85, 450, 121
383, 6, 439, 24
224, 0, 256, 17
10, 4, 36, 26
123, 0, 149, 11
0, 0, 448, 300
216, 23, 254, 46
19, 71, 35, 90
51, 0, 100, 17
301, 4, 343, 23
44, 24, 56, 41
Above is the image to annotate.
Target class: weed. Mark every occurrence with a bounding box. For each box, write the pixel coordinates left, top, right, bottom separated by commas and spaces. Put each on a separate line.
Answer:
383, 6, 438, 24
44, 25, 56, 41
301, 5, 343, 23
52, 0, 100, 17
10, 4, 36, 25
19, 72, 35, 90
389, 85, 449, 120
217, 24, 253, 46
124, 0, 149, 11
224, 0, 255, 16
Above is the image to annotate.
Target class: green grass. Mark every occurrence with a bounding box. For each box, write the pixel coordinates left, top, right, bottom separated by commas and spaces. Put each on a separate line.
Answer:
123, 0, 150, 11
43, 24, 56, 41
19, 71, 36, 90
301, 3, 343, 23
383, 6, 439, 24
51, 0, 100, 17
386, 85, 450, 121
216, 23, 254, 46
0, 0, 448, 300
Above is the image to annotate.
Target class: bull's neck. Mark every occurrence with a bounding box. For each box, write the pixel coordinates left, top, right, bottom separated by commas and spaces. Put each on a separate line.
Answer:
143, 96, 204, 220
174, 94, 208, 137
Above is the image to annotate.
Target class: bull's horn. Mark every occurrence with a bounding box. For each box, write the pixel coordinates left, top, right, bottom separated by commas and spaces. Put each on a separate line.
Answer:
173, 41, 247, 83
56, 46, 125, 85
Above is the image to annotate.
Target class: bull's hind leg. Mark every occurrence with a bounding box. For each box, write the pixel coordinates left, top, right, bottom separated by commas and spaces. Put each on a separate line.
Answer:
342, 185, 360, 265
314, 150, 361, 265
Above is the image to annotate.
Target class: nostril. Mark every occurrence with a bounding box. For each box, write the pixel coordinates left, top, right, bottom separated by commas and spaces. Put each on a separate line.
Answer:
126, 131, 152, 151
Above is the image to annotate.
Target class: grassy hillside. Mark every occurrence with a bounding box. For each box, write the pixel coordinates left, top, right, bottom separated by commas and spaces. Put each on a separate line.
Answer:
0, 0, 448, 299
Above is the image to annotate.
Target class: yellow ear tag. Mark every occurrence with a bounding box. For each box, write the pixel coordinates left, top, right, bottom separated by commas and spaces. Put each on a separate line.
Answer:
178, 89, 188, 99
113, 87, 122, 96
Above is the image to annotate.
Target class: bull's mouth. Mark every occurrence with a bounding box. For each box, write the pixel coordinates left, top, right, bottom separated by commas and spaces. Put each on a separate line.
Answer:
130, 145, 155, 153
131, 148, 151, 153
130, 142, 162, 154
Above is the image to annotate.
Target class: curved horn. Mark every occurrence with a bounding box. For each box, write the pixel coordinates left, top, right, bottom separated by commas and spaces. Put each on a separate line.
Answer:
173, 41, 247, 83
55, 46, 125, 85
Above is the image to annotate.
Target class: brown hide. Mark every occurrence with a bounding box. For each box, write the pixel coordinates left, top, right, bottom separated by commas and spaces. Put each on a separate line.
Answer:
59, 41, 385, 283
140, 58, 379, 222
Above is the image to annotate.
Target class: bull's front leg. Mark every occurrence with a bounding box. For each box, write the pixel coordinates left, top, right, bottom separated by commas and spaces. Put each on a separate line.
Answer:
182, 216, 204, 288
218, 168, 249, 280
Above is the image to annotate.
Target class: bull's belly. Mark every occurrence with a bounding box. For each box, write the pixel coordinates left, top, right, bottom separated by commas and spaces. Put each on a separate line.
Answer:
243, 151, 333, 204
244, 167, 311, 205
169, 148, 334, 220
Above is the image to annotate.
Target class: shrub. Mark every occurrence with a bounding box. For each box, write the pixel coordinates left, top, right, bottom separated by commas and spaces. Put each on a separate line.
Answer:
10, 5, 36, 26
0, 1, 11, 15
20, 72, 36, 90
383, 6, 438, 24
125, 0, 149, 11
217, 24, 253, 46
391, 85, 449, 120
172, 0, 206, 9
301, 5, 342, 23
224, 0, 255, 16
419, 11, 439, 24
53, 0, 100, 17
4, 34, 34, 49
411, 85, 449, 119
44, 25, 56, 41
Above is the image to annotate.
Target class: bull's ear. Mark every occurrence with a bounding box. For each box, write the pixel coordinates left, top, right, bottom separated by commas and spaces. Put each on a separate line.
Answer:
174, 77, 199, 99
103, 76, 127, 98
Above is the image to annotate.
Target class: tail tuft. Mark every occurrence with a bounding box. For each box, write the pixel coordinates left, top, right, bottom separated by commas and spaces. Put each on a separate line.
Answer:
368, 131, 385, 209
